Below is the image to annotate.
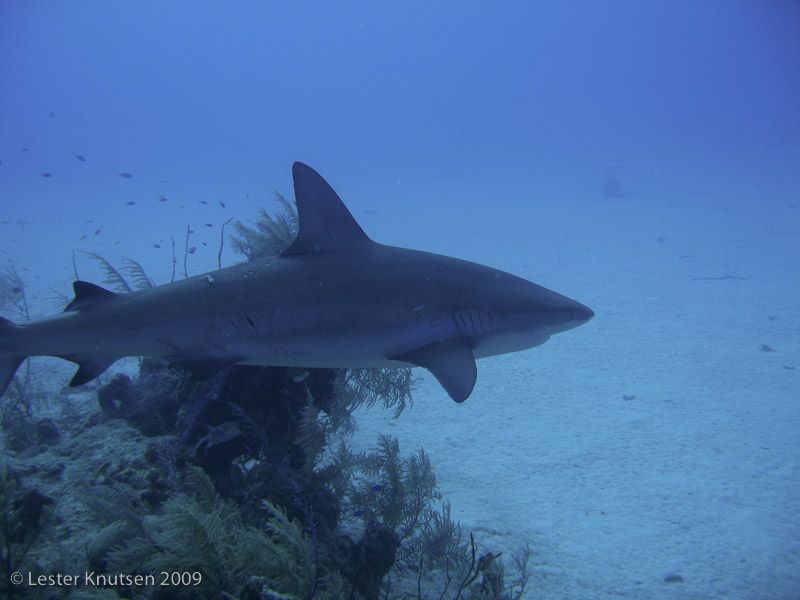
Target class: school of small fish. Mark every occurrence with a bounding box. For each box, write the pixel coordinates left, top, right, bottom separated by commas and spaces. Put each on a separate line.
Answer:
0, 115, 246, 250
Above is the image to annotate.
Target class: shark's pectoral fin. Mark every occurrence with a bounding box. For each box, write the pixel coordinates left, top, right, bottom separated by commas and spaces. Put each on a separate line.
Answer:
60, 355, 117, 387
391, 339, 477, 403
166, 354, 243, 380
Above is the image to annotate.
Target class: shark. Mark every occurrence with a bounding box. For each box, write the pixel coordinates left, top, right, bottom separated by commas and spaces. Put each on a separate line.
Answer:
0, 162, 593, 403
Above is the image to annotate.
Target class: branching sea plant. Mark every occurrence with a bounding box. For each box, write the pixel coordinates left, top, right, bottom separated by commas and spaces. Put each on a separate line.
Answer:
119, 257, 155, 289
0, 362, 50, 452
106, 465, 346, 599
78, 251, 154, 292
78, 251, 134, 292
0, 270, 55, 452
283, 378, 536, 598
231, 191, 299, 260
350, 434, 439, 541
332, 436, 535, 599
0, 267, 29, 320
335, 368, 417, 419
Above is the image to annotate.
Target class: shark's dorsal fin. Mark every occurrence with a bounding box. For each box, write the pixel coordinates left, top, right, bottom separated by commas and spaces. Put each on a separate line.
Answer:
64, 281, 116, 312
281, 162, 373, 256
391, 338, 477, 403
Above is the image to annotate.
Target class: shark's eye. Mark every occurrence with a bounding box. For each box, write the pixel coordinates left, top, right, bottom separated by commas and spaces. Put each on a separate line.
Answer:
566, 311, 575, 321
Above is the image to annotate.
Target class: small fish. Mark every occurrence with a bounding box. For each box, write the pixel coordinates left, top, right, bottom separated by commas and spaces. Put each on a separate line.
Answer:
126, 201, 136, 206
41, 173, 52, 178
204, 223, 213, 228
77, 234, 87, 240
21, 147, 28, 152
292, 370, 310, 383
119, 172, 133, 179
188, 229, 194, 234
49, 111, 55, 117
11, 287, 21, 294
159, 197, 168, 202
199, 200, 208, 205
94, 229, 101, 235
219, 201, 226, 208
188, 247, 196, 255
154, 244, 161, 249
370, 485, 384, 492
192, 421, 241, 456
74, 154, 86, 162
353, 510, 365, 517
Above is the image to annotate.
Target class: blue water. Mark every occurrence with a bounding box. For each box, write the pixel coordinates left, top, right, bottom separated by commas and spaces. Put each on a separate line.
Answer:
1, 2, 799, 599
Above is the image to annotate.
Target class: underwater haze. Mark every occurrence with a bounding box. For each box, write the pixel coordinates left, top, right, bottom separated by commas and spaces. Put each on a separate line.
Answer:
1, 1, 799, 599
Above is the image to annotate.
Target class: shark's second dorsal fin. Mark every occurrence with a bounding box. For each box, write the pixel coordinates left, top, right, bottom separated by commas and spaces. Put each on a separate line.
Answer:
64, 281, 116, 312
61, 355, 116, 386
281, 162, 373, 256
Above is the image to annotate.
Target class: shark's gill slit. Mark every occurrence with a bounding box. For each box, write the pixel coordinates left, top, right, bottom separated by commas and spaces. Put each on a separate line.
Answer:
453, 310, 484, 338
468, 310, 479, 336
452, 312, 468, 337
479, 310, 491, 335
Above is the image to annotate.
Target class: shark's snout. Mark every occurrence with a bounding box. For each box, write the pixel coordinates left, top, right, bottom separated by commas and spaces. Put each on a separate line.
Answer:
570, 302, 594, 326
553, 300, 594, 334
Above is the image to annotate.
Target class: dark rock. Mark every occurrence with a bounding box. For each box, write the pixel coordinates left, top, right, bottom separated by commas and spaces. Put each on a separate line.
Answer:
97, 373, 134, 413
140, 488, 164, 507
10, 489, 54, 543
344, 525, 400, 600
95, 362, 183, 436
36, 418, 60, 445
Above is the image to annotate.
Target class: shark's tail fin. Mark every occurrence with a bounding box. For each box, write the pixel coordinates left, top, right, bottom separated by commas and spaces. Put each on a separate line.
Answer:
0, 317, 25, 398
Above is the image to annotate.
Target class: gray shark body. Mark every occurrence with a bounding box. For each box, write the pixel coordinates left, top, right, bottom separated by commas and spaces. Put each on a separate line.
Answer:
0, 162, 593, 402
